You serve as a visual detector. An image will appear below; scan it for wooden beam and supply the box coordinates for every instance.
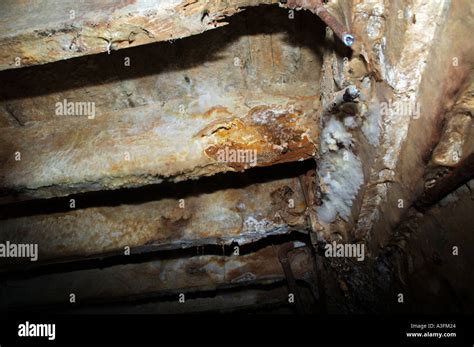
[0,99,318,202]
[2,243,313,309]
[0,172,309,268]
[0,0,279,71]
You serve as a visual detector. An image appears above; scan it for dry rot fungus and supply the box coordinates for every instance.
[201,105,317,170]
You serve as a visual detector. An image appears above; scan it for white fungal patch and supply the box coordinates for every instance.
[343,116,358,129]
[321,116,353,151]
[317,116,364,223]
[251,107,288,125]
[242,216,273,232]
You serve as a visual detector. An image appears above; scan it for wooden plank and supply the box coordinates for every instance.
[0,172,309,267]
[0,97,318,202]
[2,243,314,309]
[0,0,279,71]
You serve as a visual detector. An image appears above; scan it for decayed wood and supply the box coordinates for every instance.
[2,243,313,309]
[431,81,474,168]
[353,0,474,247]
[415,81,474,209]
[0,0,281,71]
[0,173,309,268]
[0,97,318,202]
[0,5,322,205]
[0,4,324,126]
